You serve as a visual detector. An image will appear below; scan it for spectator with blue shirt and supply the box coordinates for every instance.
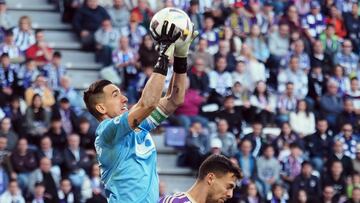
[302,1,326,43]
[200,16,220,55]
[0,53,19,107]
[335,123,359,159]
[334,39,359,77]
[42,51,66,91]
[17,59,40,90]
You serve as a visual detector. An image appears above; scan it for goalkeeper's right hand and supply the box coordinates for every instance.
[150,20,181,76]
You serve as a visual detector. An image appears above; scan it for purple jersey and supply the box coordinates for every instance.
[159,192,194,203]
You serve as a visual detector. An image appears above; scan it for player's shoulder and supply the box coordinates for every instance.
[160,192,192,203]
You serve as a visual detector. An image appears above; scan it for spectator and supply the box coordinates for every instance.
[210,119,237,157]
[0,53,19,107]
[334,39,359,77]
[344,3,360,53]
[25,75,55,108]
[24,94,51,139]
[45,117,67,150]
[273,122,304,155]
[30,182,53,203]
[345,78,360,110]
[310,40,334,76]
[267,183,288,203]
[112,36,138,103]
[174,77,207,130]
[276,82,298,124]
[214,40,236,72]
[0,136,12,194]
[63,133,91,190]
[354,145,360,174]
[200,16,220,55]
[268,23,290,69]
[36,136,63,167]
[208,56,232,104]
[244,121,266,157]
[52,97,78,136]
[279,5,302,35]
[326,140,353,177]
[332,65,351,96]
[184,122,209,169]
[138,34,158,69]
[119,12,146,51]
[216,95,243,136]
[17,59,40,90]
[187,0,202,31]
[237,181,264,203]
[249,81,276,126]
[106,0,130,31]
[61,0,83,22]
[83,163,106,203]
[257,144,281,197]
[325,5,347,39]
[10,138,38,192]
[130,0,153,29]
[225,1,253,37]
[280,143,303,186]
[322,160,347,200]
[289,100,316,137]
[28,157,60,201]
[346,187,360,203]
[294,189,310,203]
[305,118,334,172]
[320,79,344,127]
[12,16,35,51]
[320,185,337,203]
[278,55,308,99]
[42,51,66,91]
[337,99,360,133]
[291,161,321,202]
[240,44,266,88]
[189,38,214,71]
[286,40,311,73]
[319,24,340,57]
[302,0,326,42]
[0,117,17,151]
[0,180,25,203]
[0,0,11,30]
[58,178,80,203]
[57,76,84,110]
[347,173,360,198]
[335,123,359,159]
[232,60,252,91]
[245,24,269,63]
[0,29,24,64]
[3,96,25,135]
[72,0,110,51]
[25,29,53,67]
[188,57,210,97]
[233,139,257,180]
[95,18,120,66]
[77,117,95,155]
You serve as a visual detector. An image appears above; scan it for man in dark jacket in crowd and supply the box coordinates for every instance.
[72,0,110,51]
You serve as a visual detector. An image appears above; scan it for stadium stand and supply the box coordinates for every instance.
[2,0,360,203]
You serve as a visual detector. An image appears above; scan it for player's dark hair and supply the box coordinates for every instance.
[198,154,242,180]
[83,80,112,119]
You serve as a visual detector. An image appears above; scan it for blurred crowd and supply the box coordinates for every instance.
[1,0,360,202]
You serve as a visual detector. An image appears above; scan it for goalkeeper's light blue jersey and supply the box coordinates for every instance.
[95,111,159,203]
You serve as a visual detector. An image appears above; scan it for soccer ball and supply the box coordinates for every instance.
[150,7,193,46]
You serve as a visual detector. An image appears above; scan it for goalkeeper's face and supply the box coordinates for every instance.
[101,84,128,118]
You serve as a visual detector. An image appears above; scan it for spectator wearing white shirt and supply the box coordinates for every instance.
[12,16,35,52]
[241,44,266,89]
[95,18,120,66]
[208,56,232,105]
[0,180,25,203]
[232,60,252,91]
[289,99,316,137]
[278,55,308,99]
[0,30,24,64]
[345,77,360,110]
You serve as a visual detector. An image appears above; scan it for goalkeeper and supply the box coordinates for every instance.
[83,21,197,202]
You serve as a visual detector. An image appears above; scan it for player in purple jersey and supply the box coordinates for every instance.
[160,154,242,203]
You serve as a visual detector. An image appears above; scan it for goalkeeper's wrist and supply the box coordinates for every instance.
[173,57,187,74]
[153,55,169,76]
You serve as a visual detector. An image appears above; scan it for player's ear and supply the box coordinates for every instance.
[206,173,216,186]
[95,103,106,115]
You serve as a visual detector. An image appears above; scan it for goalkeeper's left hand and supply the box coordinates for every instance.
[174,25,199,58]
[173,25,198,74]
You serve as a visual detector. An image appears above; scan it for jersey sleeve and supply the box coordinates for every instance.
[99,111,133,144]
[139,107,168,132]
